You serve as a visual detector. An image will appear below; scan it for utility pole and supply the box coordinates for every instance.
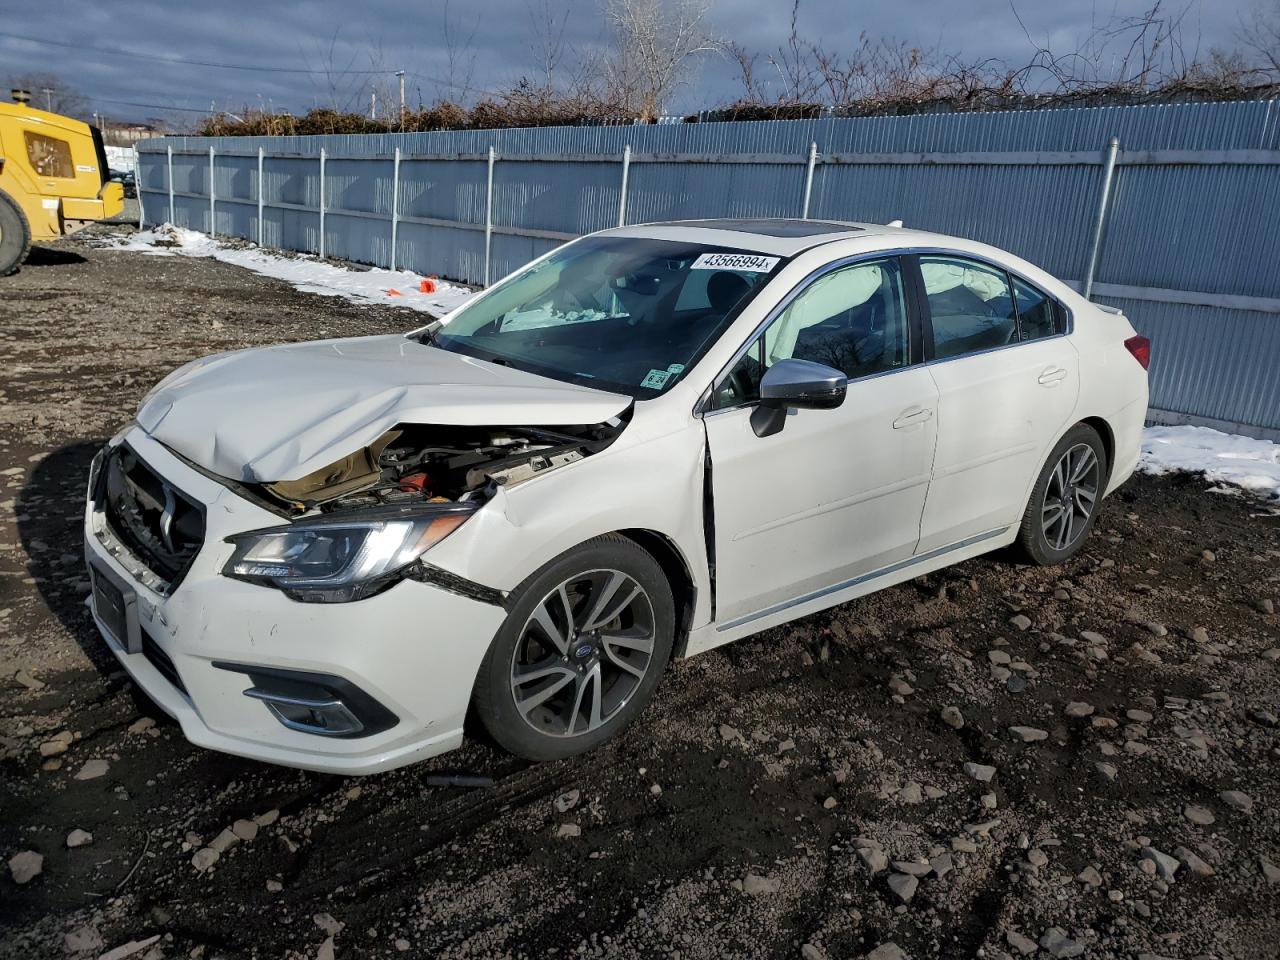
[394,69,404,129]
[41,87,53,111]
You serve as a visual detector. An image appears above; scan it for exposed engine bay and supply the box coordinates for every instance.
[251,417,628,516]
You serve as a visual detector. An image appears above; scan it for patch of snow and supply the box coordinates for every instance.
[97,224,475,318]
[1140,425,1280,500]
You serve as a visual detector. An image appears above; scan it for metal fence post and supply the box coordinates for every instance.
[318,148,326,259]
[167,145,174,225]
[618,144,631,227]
[801,141,818,219]
[1083,137,1120,300]
[390,146,401,270]
[208,146,216,236]
[133,145,145,226]
[256,146,265,247]
[484,146,495,287]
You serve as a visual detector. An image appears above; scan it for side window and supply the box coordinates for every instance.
[1012,277,1061,341]
[712,258,908,408]
[920,256,1017,360]
[25,132,74,178]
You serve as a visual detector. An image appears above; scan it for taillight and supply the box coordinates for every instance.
[1124,335,1151,370]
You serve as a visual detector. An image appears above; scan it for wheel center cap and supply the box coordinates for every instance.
[574,642,595,659]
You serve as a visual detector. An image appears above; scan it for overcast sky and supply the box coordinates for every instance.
[2,0,1261,126]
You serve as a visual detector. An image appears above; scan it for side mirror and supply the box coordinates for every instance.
[750,359,847,437]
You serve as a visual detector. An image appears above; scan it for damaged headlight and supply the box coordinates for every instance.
[222,504,475,602]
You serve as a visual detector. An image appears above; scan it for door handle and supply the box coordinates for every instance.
[1038,366,1068,385]
[892,407,933,429]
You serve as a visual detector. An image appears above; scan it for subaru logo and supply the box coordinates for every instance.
[574,643,594,659]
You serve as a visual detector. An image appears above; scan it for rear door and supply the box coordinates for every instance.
[702,255,939,625]
[913,254,1079,553]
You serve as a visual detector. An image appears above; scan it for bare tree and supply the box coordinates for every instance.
[603,0,719,120]
[1240,0,1280,76]
[441,0,481,103]
[8,72,88,117]
[299,28,367,112]
[1011,0,1202,92]
[726,1,1007,114]
[525,0,572,95]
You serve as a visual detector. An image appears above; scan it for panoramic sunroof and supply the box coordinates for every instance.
[666,219,864,238]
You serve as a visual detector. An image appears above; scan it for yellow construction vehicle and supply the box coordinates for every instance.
[0,88,125,275]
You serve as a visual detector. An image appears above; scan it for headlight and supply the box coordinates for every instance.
[223,504,474,603]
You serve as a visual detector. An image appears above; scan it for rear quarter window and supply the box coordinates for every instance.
[1012,277,1065,341]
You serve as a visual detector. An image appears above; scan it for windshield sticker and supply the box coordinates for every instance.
[690,252,780,273]
[666,363,685,374]
[640,368,673,389]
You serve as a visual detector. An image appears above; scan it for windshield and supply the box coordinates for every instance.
[432,236,783,397]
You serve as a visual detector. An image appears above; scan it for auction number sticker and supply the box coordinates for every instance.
[690,252,780,273]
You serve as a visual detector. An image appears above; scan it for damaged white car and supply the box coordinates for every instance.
[84,218,1150,773]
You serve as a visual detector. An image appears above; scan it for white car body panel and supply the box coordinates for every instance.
[85,219,1149,773]
[704,366,939,624]
[918,336,1080,553]
[84,431,507,775]
[137,334,631,483]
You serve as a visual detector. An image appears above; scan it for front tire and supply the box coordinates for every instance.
[1014,423,1108,565]
[472,535,674,761]
[0,190,33,277]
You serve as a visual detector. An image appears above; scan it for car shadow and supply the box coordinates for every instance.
[22,246,89,267]
[16,440,120,679]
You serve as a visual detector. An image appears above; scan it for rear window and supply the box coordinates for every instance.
[25,132,74,178]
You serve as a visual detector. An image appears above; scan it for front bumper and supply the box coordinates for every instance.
[84,430,507,775]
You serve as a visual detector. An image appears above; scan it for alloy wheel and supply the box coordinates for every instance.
[509,569,656,737]
[1041,442,1100,551]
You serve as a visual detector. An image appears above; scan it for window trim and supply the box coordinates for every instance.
[696,246,1074,417]
[911,249,1073,365]
[1008,271,1064,343]
[697,252,916,416]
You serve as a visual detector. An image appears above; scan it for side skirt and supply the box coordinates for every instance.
[682,525,1016,656]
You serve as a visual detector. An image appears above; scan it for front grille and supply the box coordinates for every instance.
[141,627,187,694]
[99,444,204,590]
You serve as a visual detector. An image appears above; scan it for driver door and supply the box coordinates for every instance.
[701,256,939,626]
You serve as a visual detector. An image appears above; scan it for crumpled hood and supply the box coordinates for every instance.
[137,335,631,483]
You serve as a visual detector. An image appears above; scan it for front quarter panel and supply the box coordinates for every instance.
[424,411,712,631]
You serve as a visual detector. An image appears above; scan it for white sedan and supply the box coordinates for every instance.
[84,218,1150,773]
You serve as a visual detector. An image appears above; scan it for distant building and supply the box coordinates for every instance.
[99,121,165,146]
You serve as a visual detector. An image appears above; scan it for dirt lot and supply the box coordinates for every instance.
[2,230,1278,960]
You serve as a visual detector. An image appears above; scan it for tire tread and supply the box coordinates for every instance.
[0,190,32,278]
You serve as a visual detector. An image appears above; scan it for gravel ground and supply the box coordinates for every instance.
[2,229,1279,960]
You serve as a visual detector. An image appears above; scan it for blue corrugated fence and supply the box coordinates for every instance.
[136,101,1280,436]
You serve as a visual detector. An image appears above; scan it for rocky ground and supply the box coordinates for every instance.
[1,229,1278,960]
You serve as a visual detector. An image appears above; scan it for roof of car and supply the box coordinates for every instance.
[603,217,905,256]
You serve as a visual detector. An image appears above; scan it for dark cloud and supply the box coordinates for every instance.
[3,0,1255,125]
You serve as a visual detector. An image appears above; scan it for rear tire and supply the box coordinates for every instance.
[1014,423,1108,565]
[0,190,32,277]
[472,534,674,761]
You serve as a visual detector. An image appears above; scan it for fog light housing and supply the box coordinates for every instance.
[212,661,398,739]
